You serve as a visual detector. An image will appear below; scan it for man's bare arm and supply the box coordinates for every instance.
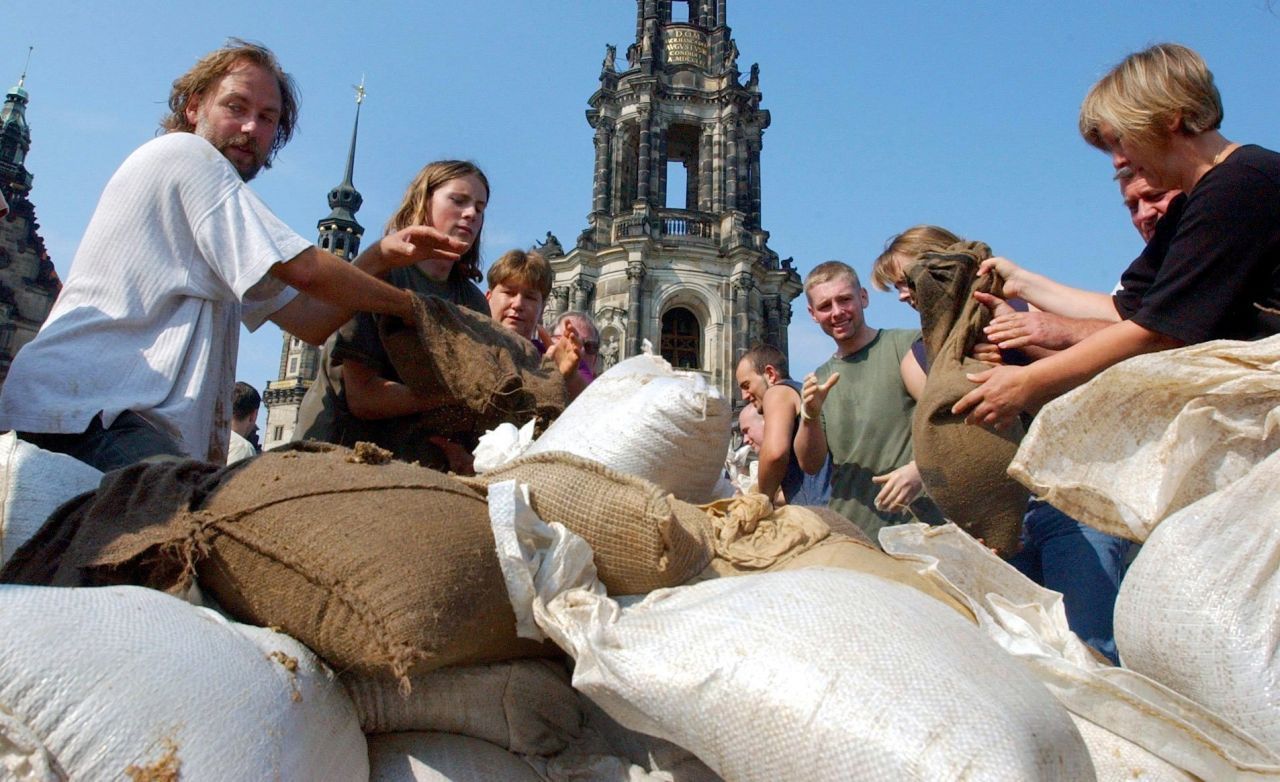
[268,226,467,344]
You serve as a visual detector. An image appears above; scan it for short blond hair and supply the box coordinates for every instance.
[486,249,552,300]
[1079,43,1222,152]
[870,225,964,292]
[804,261,860,295]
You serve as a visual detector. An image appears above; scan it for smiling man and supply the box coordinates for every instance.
[0,40,467,469]
[794,261,941,538]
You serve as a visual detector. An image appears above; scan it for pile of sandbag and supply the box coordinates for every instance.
[881,522,1280,780]
[489,480,1095,781]
[1005,335,1280,770]
[519,348,732,503]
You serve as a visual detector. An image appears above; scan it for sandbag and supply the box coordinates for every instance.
[1009,335,1280,542]
[0,443,555,683]
[464,452,712,594]
[1115,447,1280,753]
[880,522,1280,780]
[368,733,543,782]
[378,293,568,440]
[907,243,1029,555]
[523,351,731,502]
[343,659,581,755]
[194,443,556,681]
[694,494,973,620]
[1070,715,1195,782]
[0,584,366,781]
[0,432,102,568]
[490,483,1093,781]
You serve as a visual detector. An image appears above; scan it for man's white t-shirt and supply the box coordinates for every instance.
[0,133,313,462]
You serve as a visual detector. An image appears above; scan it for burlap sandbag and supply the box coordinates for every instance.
[907,243,1028,555]
[2,443,557,683]
[194,442,556,681]
[343,659,582,756]
[461,452,712,594]
[379,293,568,439]
[694,494,973,620]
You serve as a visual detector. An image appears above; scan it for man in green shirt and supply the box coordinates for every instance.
[794,261,941,540]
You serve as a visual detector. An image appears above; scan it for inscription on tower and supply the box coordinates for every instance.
[664,26,708,68]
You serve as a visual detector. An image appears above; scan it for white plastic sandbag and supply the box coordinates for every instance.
[880,522,1280,780]
[524,347,731,503]
[1115,447,1280,754]
[1008,336,1280,542]
[488,480,1093,781]
[368,732,543,782]
[0,432,103,567]
[0,584,366,781]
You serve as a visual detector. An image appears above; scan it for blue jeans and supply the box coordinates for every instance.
[1008,500,1132,664]
[19,410,185,472]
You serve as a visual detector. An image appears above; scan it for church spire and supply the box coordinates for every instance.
[1,47,35,197]
[316,78,365,260]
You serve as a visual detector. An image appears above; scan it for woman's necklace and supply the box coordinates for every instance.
[1212,142,1240,166]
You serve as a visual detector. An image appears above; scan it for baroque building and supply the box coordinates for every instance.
[0,66,60,386]
[545,0,801,398]
[261,85,365,449]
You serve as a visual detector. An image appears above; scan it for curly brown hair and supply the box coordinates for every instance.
[385,160,490,283]
[160,39,299,171]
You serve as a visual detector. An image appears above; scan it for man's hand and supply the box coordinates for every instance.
[975,257,1029,300]
[971,342,1004,364]
[872,461,924,513]
[377,226,468,272]
[800,372,839,421]
[951,364,1034,430]
[984,309,1081,351]
[540,322,582,378]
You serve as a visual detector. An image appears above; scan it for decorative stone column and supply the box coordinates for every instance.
[731,272,754,360]
[551,285,571,319]
[698,124,713,212]
[572,279,595,312]
[592,121,613,214]
[637,108,652,206]
[778,297,793,357]
[763,294,781,348]
[724,115,738,212]
[626,261,646,357]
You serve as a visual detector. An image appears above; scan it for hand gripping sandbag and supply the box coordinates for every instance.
[1009,335,1280,542]
[907,244,1029,555]
[0,432,102,568]
[488,480,1093,781]
[880,522,1280,780]
[1115,448,1280,754]
[523,350,731,503]
[0,584,366,781]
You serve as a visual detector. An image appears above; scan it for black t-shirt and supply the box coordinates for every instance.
[1113,144,1280,343]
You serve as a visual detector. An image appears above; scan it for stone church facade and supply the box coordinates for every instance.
[0,72,60,387]
[543,0,801,399]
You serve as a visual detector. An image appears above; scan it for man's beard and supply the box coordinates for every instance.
[195,120,266,182]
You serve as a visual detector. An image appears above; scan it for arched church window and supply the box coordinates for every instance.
[660,306,701,369]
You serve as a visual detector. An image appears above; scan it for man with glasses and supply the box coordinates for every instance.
[552,311,602,394]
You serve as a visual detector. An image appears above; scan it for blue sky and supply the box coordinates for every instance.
[7,1,1280,419]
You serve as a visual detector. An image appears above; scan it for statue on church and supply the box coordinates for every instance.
[602,44,616,73]
[724,40,740,72]
[747,63,760,90]
[626,42,639,68]
[535,231,565,258]
[600,333,621,371]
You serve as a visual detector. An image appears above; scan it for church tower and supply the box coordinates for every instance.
[0,54,60,386]
[261,83,366,449]
[545,0,801,398]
